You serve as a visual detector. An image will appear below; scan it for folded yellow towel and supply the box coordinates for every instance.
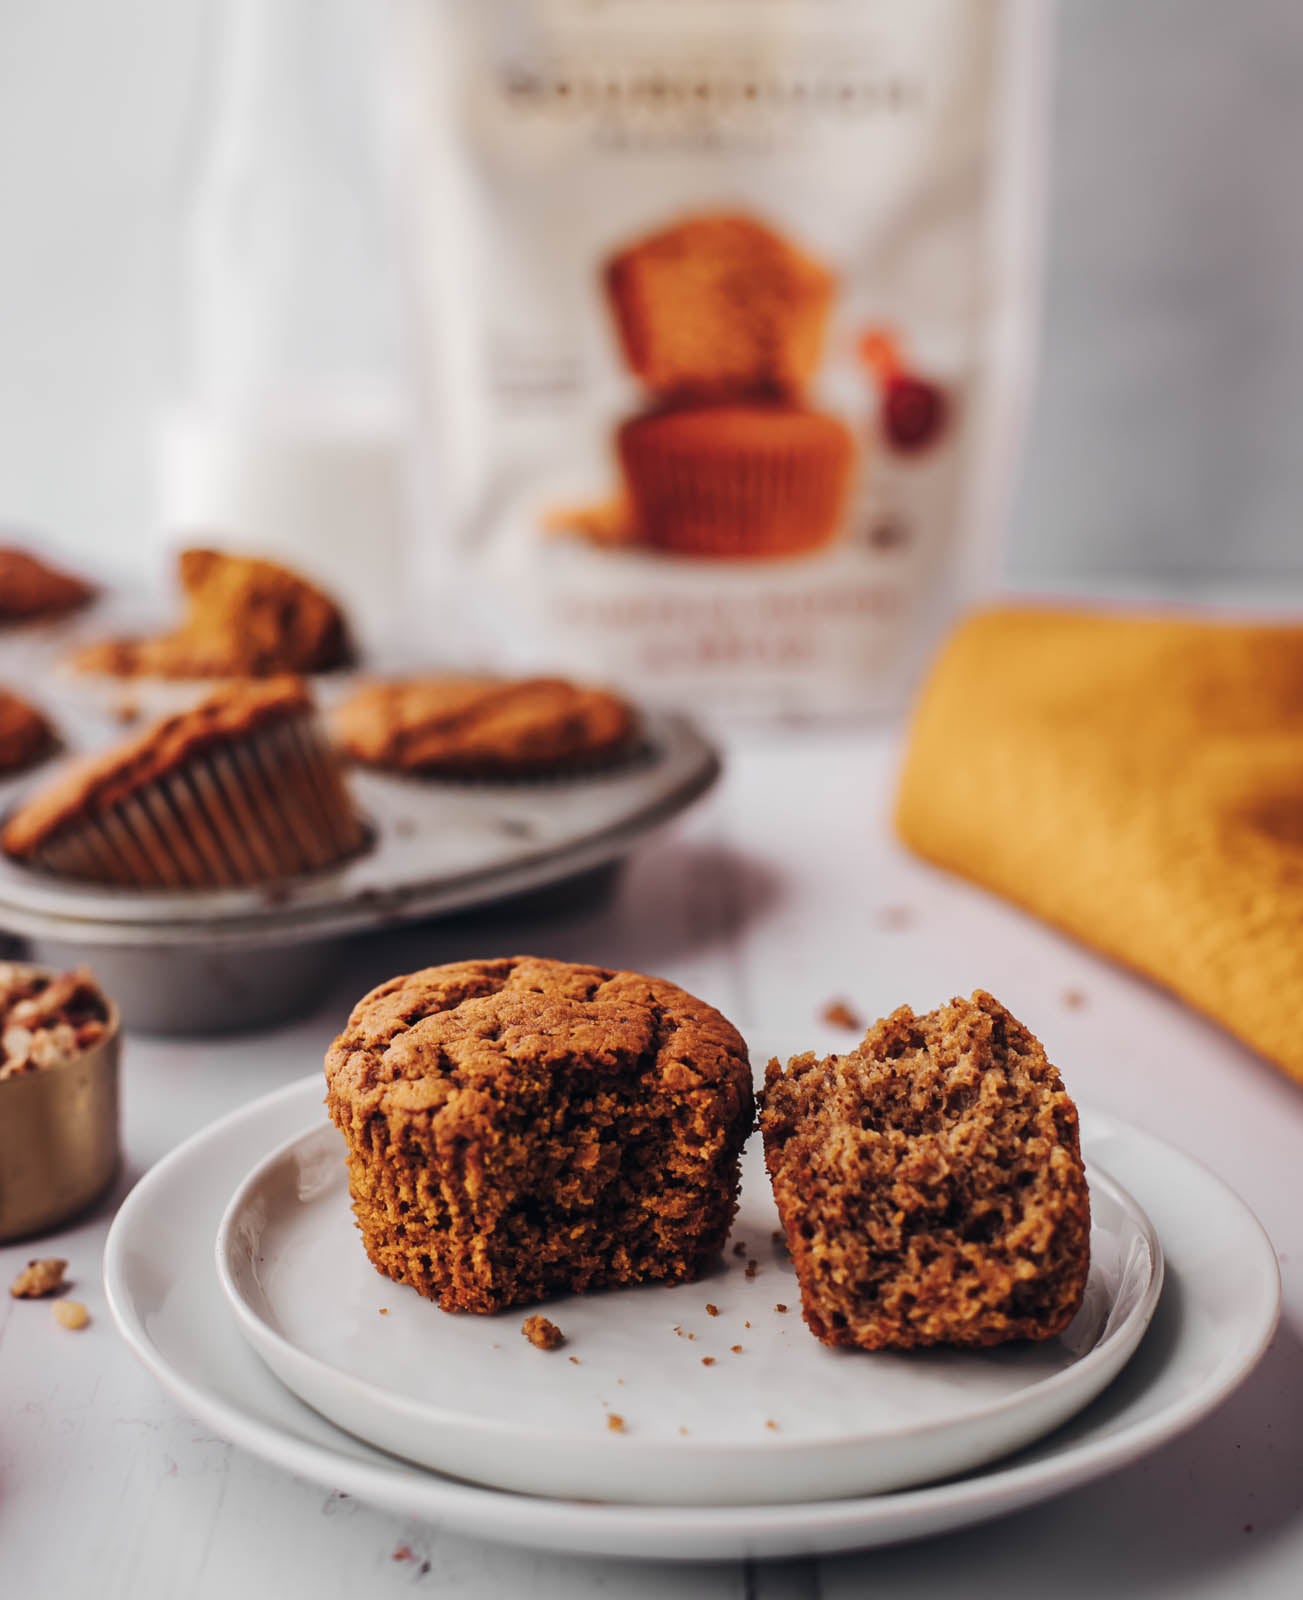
[896,604,1303,1086]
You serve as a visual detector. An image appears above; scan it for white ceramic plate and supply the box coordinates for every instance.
[104,1074,1279,1562]
[215,1120,1160,1505]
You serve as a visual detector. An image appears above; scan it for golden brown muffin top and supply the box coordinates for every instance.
[0,689,53,775]
[2,677,311,858]
[605,211,834,400]
[0,548,96,623]
[619,402,852,451]
[326,956,751,1122]
[69,547,350,679]
[333,676,637,777]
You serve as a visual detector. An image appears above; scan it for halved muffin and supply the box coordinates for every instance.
[761,992,1090,1350]
[325,957,754,1314]
[2,678,365,888]
[332,676,637,779]
[69,547,350,678]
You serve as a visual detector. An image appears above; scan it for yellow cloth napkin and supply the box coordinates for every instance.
[896,604,1303,1086]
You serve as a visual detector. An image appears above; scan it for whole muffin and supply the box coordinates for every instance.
[2,678,365,888]
[605,211,834,400]
[333,676,637,779]
[325,957,754,1314]
[761,991,1091,1351]
[0,690,54,775]
[0,547,96,624]
[69,547,350,678]
[617,403,854,559]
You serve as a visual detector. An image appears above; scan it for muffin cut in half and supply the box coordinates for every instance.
[761,991,1090,1350]
[325,957,754,1314]
[2,678,366,888]
[333,676,638,779]
[69,547,351,678]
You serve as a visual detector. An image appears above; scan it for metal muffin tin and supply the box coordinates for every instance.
[0,713,720,1033]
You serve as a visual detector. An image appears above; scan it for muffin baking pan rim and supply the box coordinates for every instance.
[0,712,719,944]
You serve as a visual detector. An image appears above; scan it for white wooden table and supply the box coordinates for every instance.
[2,727,1300,1598]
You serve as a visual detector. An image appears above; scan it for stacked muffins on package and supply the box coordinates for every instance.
[605,213,854,558]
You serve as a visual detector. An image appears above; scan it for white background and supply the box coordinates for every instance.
[2,0,1303,595]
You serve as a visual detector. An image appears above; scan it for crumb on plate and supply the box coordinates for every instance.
[521,1314,565,1351]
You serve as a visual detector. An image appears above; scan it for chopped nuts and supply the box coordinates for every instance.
[10,1257,68,1298]
[0,965,110,1081]
[52,1300,89,1330]
[521,1314,564,1350]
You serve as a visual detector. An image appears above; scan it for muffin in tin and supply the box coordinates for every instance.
[69,547,351,679]
[0,689,54,776]
[0,546,97,625]
[2,678,366,888]
[333,675,638,780]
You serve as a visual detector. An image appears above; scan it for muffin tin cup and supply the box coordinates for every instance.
[31,716,367,890]
[0,969,120,1242]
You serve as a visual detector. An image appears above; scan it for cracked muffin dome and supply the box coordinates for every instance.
[761,991,1090,1351]
[325,957,754,1315]
[332,675,637,779]
[2,678,366,888]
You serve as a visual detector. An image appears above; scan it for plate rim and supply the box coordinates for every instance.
[103,1073,1281,1551]
[212,1114,1164,1462]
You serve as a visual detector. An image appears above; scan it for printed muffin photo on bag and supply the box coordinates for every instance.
[545,209,856,564]
[392,0,1047,716]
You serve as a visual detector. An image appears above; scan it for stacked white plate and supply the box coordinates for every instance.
[104,1050,1280,1562]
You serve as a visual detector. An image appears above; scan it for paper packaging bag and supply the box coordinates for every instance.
[388,0,1049,718]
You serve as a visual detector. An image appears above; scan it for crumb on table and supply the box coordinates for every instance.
[1062,989,1088,1010]
[701,1356,716,1367]
[730,1344,743,1354]
[568,1355,580,1365]
[521,1314,565,1351]
[705,1303,719,1317]
[820,998,864,1031]
[9,1257,67,1298]
[52,1300,88,1330]
[732,1241,747,1258]
[765,1419,779,1432]
[606,1413,625,1433]
[745,1259,759,1279]
[774,1303,788,1313]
